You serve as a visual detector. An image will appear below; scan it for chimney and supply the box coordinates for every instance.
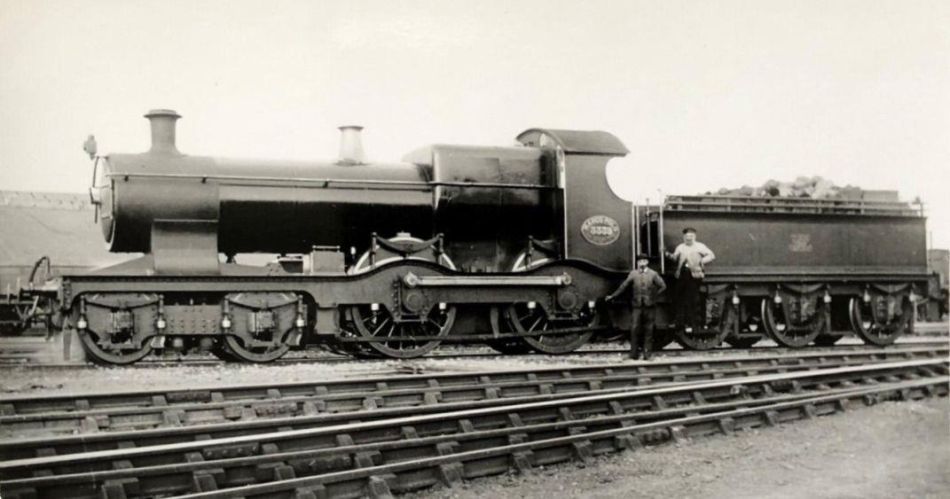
[144,109,182,154]
[337,125,365,165]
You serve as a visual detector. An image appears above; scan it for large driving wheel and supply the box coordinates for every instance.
[505,302,597,354]
[346,235,458,359]
[350,304,456,358]
[487,305,533,355]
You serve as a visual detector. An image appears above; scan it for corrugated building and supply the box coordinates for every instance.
[0,191,133,294]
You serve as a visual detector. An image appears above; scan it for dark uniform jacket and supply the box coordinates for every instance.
[617,268,667,307]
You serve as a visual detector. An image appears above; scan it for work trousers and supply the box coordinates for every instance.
[630,305,655,358]
[677,272,702,329]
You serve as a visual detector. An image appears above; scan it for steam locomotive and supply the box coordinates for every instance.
[34,110,928,364]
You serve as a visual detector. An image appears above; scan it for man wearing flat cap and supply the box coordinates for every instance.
[667,227,715,332]
[606,253,666,360]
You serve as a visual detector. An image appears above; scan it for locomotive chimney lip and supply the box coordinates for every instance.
[337,125,365,165]
[144,109,182,155]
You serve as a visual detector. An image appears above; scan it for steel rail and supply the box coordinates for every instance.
[3,343,943,413]
[175,378,949,499]
[0,384,911,499]
[0,332,944,368]
[0,358,943,476]
[1,346,944,438]
[0,362,944,498]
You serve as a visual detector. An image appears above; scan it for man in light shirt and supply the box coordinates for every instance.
[606,254,667,360]
[666,228,715,332]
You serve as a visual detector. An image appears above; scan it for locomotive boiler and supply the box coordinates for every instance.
[94,110,626,274]
[32,109,929,365]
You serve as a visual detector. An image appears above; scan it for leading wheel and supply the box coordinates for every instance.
[210,345,240,362]
[221,333,291,363]
[505,302,596,354]
[78,329,152,365]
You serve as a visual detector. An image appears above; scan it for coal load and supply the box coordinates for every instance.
[708,176,897,201]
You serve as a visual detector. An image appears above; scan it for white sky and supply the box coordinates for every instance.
[1,0,948,247]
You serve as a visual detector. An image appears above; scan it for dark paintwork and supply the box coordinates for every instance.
[660,199,928,280]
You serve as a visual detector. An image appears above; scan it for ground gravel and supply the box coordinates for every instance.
[404,398,950,499]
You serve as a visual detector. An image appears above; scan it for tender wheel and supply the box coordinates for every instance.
[761,296,825,348]
[505,302,596,354]
[849,294,911,346]
[672,295,733,350]
[78,329,153,365]
[672,326,729,350]
[350,304,456,358]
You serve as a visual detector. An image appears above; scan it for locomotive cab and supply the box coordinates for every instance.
[516,129,632,271]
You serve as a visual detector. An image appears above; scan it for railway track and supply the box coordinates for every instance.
[0,345,945,438]
[0,326,946,368]
[0,358,945,498]
[176,376,945,499]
